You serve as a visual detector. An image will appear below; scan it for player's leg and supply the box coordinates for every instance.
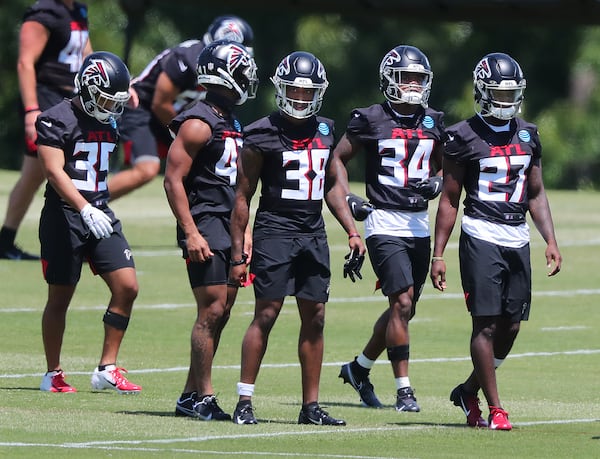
[240,297,284,389]
[296,297,325,405]
[42,284,77,372]
[39,203,81,392]
[0,155,45,259]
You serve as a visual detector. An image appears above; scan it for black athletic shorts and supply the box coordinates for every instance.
[185,249,232,289]
[250,234,330,302]
[366,234,430,298]
[118,106,168,166]
[39,203,135,285]
[459,231,531,322]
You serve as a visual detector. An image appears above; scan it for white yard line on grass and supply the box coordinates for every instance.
[2,348,599,379]
[0,419,597,456]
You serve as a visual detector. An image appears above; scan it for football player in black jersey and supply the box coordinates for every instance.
[1,0,93,260]
[329,45,446,413]
[229,51,362,426]
[430,52,562,430]
[37,51,142,395]
[164,40,258,421]
[108,15,254,200]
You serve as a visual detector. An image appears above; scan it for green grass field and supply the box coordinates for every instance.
[0,169,598,458]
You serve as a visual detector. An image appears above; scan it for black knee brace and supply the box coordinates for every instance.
[387,345,410,362]
[103,309,130,331]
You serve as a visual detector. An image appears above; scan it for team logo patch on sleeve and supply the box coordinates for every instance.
[318,122,330,135]
[518,129,531,142]
[423,115,434,129]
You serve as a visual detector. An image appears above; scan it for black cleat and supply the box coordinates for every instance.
[194,395,231,421]
[175,393,231,421]
[339,359,383,408]
[298,403,346,426]
[0,244,39,260]
[175,391,198,417]
[395,386,420,412]
[233,400,258,425]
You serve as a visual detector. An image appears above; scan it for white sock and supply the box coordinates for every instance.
[356,353,376,370]
[237,382,255,397]
[395,377,411,390]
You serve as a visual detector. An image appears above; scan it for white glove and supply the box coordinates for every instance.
[80,203,113,239]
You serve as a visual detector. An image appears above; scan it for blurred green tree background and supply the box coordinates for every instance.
[1,0,598,189]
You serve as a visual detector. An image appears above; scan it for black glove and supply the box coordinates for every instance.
[343,249,365,282]
[346,193,374,221]
[410,176,443,200]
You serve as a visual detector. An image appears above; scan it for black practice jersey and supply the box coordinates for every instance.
[170,100,243,217]
[445,115,542,226]
[245,112,335,236]
[347,102,446,212]
[25,0,89,90]
[132,40,205,112]
[36,99,118,207]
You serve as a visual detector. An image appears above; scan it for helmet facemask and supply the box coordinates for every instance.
[475,80,526,120]
[271,76,328,119]
[76,82,130,123]
[381,67,432,107]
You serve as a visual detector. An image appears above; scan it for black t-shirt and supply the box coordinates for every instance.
[347,102,447,212]
[445,115,542,225]
[36,99,119,207]
[244,112,335,237]
[132,39,206,112]
[25,0,89,90]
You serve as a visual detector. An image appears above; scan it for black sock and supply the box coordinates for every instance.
[302,401,319,412]
[98,363,115,371]
[0,226,17,250]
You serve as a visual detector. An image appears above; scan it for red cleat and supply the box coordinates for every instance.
[40,370,77,393]
[488,406,512,431]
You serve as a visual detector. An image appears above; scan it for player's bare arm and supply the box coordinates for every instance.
[229,145,262,286]
[527,162,562,276]
[152,72,180,126]
[37,144,89,212]
[430,157,463,291]
[164,118,213,262]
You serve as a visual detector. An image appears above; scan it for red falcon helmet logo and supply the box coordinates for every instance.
[81,59,110,87]
[475,58,492,79]
[214,20,244,43]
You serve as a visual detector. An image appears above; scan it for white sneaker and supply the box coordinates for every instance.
[91,365,141,394]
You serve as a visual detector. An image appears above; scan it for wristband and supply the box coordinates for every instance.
[431,256,444,262]
[348,233,361,239]
[230,253,248,266]
[24,106,40,114]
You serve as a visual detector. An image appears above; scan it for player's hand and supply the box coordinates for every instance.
[343,249,365,282]
[346,193,374,221]
[80,204,113,239]
[430,259,447,291]
[410,176,443,200]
